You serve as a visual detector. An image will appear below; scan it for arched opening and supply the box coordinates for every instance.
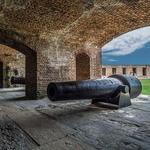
[76,53,90,80]
[101,26,150,80]
[101,26,150,95]
[0,30,37,99]
[0,46,25,90]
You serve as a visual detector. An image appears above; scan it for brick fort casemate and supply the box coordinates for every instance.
[0,0,149,98]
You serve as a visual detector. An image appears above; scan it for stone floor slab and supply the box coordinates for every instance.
[0,91,150,150]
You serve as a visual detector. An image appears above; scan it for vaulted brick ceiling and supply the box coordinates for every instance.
[0,0,88,33]
[0,0,149,47]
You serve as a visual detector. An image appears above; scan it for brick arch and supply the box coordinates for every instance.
[76,52,90,80]
[100,25,150,49]
[100,25,150,75]
[0,29,37,99]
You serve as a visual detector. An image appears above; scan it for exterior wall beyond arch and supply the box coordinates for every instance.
[102,65,150,79]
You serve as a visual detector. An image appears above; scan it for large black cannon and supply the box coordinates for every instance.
[11,76,25,85]
[47,74,142,108]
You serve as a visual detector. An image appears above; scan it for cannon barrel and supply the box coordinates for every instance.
[11,76,25,85]
[47,75,142,101]
[47,75,142,108]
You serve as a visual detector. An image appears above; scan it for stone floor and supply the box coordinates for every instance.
[0,89,150,150]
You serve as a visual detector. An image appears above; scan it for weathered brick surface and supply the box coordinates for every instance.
[0,0,149,97]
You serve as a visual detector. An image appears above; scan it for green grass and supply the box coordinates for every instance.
[140,79,150,95]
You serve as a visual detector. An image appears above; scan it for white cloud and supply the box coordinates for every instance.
[108,59,118,62]
[102,26,150,56]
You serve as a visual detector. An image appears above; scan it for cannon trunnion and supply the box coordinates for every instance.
[47,75,142,108]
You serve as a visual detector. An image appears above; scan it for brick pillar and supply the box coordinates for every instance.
[25,53,37,99]
[0,62,3,88]
[90,50,101,79]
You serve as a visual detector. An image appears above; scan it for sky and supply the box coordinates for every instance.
[102,26,150,65]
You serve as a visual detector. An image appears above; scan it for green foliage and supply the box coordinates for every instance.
[140,79,150,95]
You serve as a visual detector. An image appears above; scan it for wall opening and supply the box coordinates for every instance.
[76,53,90,80]
[143,67,147,76]
[123,68,126,74]
[0,47,26,90]
[112,68,116,75]
[0,30,37,99]
[101,26,150,79]
[0,62,3,88]
[102,68,106,76]
[132,67,137,76]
